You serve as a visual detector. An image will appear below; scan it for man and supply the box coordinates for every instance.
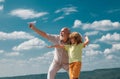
[29,23,70,79]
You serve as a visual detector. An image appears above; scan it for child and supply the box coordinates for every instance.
[47,32,89,79]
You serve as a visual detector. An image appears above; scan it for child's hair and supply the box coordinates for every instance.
[69,32,83,45]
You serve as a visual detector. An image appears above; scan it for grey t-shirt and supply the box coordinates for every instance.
[47,34,69,64]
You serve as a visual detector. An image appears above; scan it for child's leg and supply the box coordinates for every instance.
[69,63,74,79]
[69,62,82,79]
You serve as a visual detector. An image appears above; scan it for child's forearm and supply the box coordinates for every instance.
[47,44,64,48]
[85,36,89,42]
[54,45,64,48]
[84,36,89,46]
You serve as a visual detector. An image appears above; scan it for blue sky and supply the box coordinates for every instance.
[0,0,120,77]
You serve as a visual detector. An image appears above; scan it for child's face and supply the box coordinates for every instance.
[70,38,76,44]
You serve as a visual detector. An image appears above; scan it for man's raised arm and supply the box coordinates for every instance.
[29,23,49,39]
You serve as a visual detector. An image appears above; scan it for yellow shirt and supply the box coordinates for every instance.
[65,43,84,63]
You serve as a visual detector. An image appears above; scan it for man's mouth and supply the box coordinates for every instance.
[61,34,64,37]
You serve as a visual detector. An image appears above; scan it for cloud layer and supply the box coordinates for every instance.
[13,38,47,51]
[0,31,34,40]
[73,20,120,31]
[54,6,78,21]
[10,9,48,19]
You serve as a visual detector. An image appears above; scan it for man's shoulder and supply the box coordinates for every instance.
[47,34,60,41]
[48,34,59,36]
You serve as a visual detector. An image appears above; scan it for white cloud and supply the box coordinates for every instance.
[10,9,48,19]
[84,49,102,57]
[98,32,120,44]
[0,50,54,77]
[29,50,54,64]
[72,20,120,31]
[5,52,20,57]
[83,44,101,57]
[0,0,4,2]
[0,50,4,54]
[106,55,114,60]
[0,31,34,40]
[27,20,37,24]
[0,59,30,77]
[0,0,4,11]
[13,38,47,51]
[72,20,82,28]
[0,5,3,11]
[107,9,120,13]
[53,16,64,22]
[83,20,120,31]
[55,6,78,15]
[85,44,100,50]
[84,31,99,36]
[54,6,78,21]
[103,43,120,60]
[104,43,120,55]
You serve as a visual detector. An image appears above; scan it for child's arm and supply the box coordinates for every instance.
[47,44,65,48]
[83,36,89,47]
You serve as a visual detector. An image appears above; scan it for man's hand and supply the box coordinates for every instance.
[28,23,49,39]
[29,23,35,30]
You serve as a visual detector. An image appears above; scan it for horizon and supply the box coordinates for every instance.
[0,67,119,78]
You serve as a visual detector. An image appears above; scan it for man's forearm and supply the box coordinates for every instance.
[32,27,48,39]
[29,23,49,39]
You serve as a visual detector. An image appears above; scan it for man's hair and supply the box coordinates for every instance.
[69,32,83,45]
[62,27,71,34]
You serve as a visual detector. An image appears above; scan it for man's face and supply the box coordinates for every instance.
[60,28,70,42]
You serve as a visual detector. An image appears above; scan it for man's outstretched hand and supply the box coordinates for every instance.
[29,23,35,30]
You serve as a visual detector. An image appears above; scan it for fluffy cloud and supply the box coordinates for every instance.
[53,16,64,22]
[0,0,4,11]
[72,20,120,31]
[10,9,48,19]
[0,5,3,11]
[104,44,120,55]
[0,50,4,54]
[5,52,20,57]
[107,9,120,13]
[55,6,78,15]
[85,31,99,36]
[0,59,30,77]
[0,50,54,77]
[85,44,100,50]
[54,6,78,21]
[83,44,101,57]
[98,32,120,44]
[72,20,82,28]
[0,31,34,40]
[0,0,5,2]
[84,49,102,57]
[29,50,54,64]
[13,38,47,51]
[106,55,114,60]
[104,43,120,60]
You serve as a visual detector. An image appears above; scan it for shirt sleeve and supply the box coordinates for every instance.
[64,45,70,52]
[47,34,59,43]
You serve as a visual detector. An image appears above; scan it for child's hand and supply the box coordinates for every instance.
[84,35,88,40]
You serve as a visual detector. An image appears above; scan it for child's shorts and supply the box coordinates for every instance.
[69,61,82,79]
